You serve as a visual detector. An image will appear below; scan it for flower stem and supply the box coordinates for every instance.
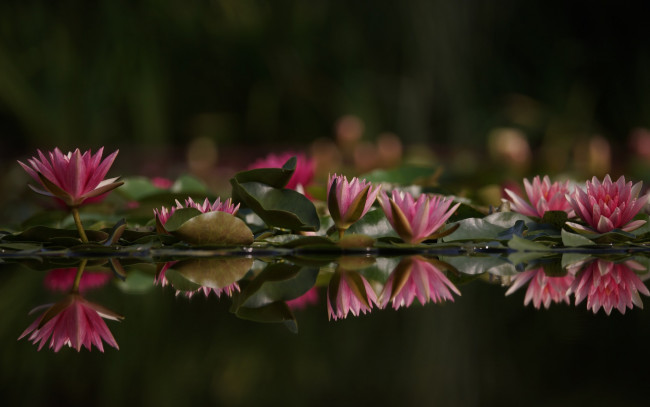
[71,207,88,243]
[71,259,88,294]
[338,228,345,240]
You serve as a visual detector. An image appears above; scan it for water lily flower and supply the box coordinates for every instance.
[18,147,122,208]
[379,256,460,310]
[567,259,650,315]
[327,174,381,236]
[504,175,575,218]
[378,190,460,244]
[19,293,123,352]
[327,270,378,320]
[44,268,112,293]
[505,267,573,309]
[248,152,315,190]
[566,175,649,233]
[154,196,239,226]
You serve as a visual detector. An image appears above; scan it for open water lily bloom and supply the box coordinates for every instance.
[379,190,460,244]
[567,259,650,315]
[327,174,380,232]
[566,175,649,233]
[505,267,573,309]
[18,147,122,207]
[380,256,460,310]
[19,293,123,352]
[504,175,574,218]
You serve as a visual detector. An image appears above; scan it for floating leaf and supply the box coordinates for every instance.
[161,208,202,233]
[231,181,320,231]
[231,156,296,189]
[171,211,254,245]
[561,229,596,247]
[345,208,397,238]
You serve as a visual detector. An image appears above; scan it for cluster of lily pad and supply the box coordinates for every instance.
[7,147,650,352]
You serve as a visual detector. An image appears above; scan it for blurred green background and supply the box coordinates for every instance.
[2,0,650,180]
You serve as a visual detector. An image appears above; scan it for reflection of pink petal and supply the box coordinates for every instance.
[19,293,122,352]
[505,267,573,309]
[327,271,378,320]
[44,268,112,293]
[180,283,240,299]
[568,259,650,315]
[287,287,319,310]
[380,257,460,310]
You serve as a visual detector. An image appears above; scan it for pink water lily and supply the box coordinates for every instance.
[504,175,574,218]
[566,175,649,233]
[505,267,573,309]
[327,174,381,235]
[18,147,122,207]
[327,270,378,320]
[379,256,460,310]
[378,190,460,244]
[248,152,315,191]
[154,196,239,226]
[19,293,123,352]
[567,259,650,315]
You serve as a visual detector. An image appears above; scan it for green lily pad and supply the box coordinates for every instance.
[170,211,254,245]
[231,156,297,189]
[232,181,320,232]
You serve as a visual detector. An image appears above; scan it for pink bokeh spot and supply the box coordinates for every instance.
[248,152,315,191]
[44,268,112,293]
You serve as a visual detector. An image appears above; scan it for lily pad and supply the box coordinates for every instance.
[170,211,254,245]
[232,181,320,232]
[169,257,254,289]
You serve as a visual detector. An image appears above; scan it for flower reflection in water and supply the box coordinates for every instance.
[327,270,378,320]
[505,267,574,309]
[380,256,460,310]
[155,261,240,299]
[19,292,123,352]
[568,258,650,315]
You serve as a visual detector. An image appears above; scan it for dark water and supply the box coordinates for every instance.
[1,253,649,407]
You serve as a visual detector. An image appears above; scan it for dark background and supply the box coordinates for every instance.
[1,1,650,175]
